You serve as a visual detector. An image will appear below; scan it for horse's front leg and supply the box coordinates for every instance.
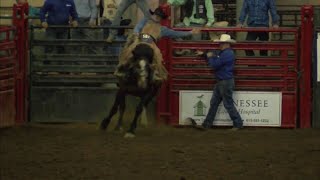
[124,89,158,138]
[100,90,124,130]
[114,95,125,132]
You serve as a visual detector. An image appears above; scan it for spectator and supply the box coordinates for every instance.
[175,0,215,29]
[101,0,132,41]
[190,34,243,130]
[16,0,40,17]
[72,0,97,54]
[238,0,279,56]
[101,0,132,54]
[40,0,78,54]
[105,0,150,43]
[169,0,215,56]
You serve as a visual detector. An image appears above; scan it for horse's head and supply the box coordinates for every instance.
[130,43,154,89]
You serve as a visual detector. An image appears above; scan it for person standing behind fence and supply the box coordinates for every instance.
[72,0,97,54]
[237,0,279,56]
[189,34,243,130]
[40,0,78,54]
[105,0,150,43]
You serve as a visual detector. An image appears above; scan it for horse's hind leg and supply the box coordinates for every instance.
[124,90,157,138]
[114,96,125,131]
[100,90,124,130]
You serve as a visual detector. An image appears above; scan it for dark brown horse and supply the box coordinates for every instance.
[100,43,162,138]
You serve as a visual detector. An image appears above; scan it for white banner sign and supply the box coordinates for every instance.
[317,33,320,82]
[179,91,282,127]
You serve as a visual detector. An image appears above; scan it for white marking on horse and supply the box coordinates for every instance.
[138,59,148,88]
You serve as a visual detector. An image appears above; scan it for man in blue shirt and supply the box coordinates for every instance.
[238,0,279,56]
[191,34,243,130]
[40,0,78,54]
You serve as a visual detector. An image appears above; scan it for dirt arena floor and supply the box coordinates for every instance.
[1,123,320,180]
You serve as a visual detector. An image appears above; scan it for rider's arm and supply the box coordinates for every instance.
[160,26,192,39]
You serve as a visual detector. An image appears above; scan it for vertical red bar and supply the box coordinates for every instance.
[13,3,28,124]
[156,4,171,124]
[299,5,314,128]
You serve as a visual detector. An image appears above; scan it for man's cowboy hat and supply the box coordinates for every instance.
[149,7,168,19]
[214,34,236,43]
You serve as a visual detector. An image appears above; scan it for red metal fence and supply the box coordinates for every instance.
[157,5,314,128]
[0,3,28,127]
[0,27,17,127]
[13,3,29,124]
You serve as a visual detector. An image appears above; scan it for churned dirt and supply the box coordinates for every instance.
[1,123,320,180]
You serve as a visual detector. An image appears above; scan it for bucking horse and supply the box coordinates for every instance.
[100,21,166,138]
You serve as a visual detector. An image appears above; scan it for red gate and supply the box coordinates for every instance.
[0,27,17,127]
[157,5,314,128]
[0,3,28,127]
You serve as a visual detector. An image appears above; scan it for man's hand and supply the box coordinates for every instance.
[206,52,214,58]
[195,50,204,56]
[205,23,212,28]
[191,28,201,35]
[237,23,244,28]
[71,21,78,27]
[41,22,48,29]
[89,19,96,27]
[272,24,279,28]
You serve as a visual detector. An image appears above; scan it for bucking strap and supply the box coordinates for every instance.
[139,33,157,44]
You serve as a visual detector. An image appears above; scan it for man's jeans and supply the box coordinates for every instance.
[245,31,269,56]
[71,18,96,54]
[109,0,149,37]
[202,79,243,128]
[45,27,68,54]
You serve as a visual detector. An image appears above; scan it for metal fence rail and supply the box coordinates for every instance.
[0,26,17,127]
[29,25,132,122]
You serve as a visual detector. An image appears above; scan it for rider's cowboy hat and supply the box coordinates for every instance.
[214,34,236,43]
[149,7,168,19]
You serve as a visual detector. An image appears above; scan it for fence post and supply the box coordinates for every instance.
[12,3,29,124]
[300,5,314,128]
[156,4,171,124]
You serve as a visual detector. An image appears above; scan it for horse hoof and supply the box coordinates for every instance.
[100,122,107,130]
[100,125,106,130]
[124,133,136,138]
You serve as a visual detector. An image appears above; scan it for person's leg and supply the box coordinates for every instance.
[202,82,223,128]
[245,31,258,56]
[44,28,56,65]
[221,79,243,128]
[102,19,112,52]
[82,19,96,54]
[258,32,269,56]
[135,0,150,19]
[102,19,112,39]
[106,0,134,42]
[56,28,68,54]
[71,18,86,53]
[45,28,56,54]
